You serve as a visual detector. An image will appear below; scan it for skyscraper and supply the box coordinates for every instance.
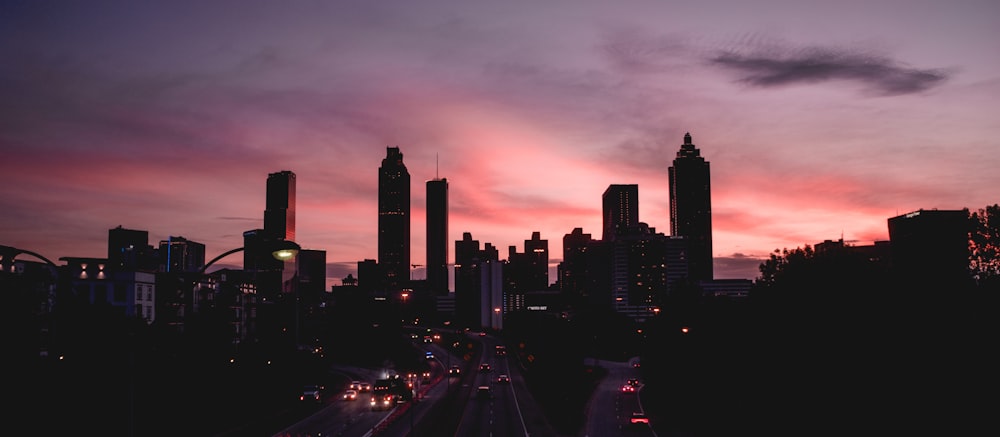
[559,227,594,303]
[668,132,713,282]
[379,147,410,292]
[602,184,639,242]
[247,170,297,299]
[426,176,449,295]
[455,232,502,330]
[264,170,296,241]
[503,231,549,313]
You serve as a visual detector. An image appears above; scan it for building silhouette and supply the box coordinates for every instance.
[378,147,411,292]
[426,176,449,296]
[158,236,205,273]
[357,258,378,295]
[296,249,327,300]
[602,184,639,242]
[482,257,503,331]
[504,232,549,313]
[454,232,500,330]
[888,209,973,291]
[558,227,594,307]
[559,185,688,321]
[243,171,298,300]
[610,222,673,320]
[108,225,155,272]
[669,132,713,282]
[295,248,327,344]
[264,170,296,241]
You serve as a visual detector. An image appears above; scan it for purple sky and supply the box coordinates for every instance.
[3,0,998,289]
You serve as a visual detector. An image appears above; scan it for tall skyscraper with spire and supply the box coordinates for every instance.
[379,147,411,292]
[426,174,449,296]
[668,132,713,282]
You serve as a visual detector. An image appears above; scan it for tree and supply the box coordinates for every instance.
[969,203,1000,285]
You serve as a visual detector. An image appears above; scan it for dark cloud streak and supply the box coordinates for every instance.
[710,45,949,96]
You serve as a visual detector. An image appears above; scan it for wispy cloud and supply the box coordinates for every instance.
[599,30,951,96]
[709,43,950,96]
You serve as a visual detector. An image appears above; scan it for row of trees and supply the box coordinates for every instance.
[636,204,998,436]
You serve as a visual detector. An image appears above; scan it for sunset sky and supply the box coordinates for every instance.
[3,1,998,289]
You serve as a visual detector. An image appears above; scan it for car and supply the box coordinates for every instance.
[425,351,435,359]
[632,360,641,368]
[496,374,510,384]
[626,378,640,387]
[479,331,487,337]
[300,384,322,403]
[370,394,395,411]
[422,371,431,382]
[349,381,363,391]
[476,385,492,399]
[343,389,358,400]
[359,382,372,392]
[621,384,636,393]
[629,412,649,425]
[479,363,491,373]
[448,365,461,376]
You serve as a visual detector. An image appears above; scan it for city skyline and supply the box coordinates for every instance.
[2,1,998,290]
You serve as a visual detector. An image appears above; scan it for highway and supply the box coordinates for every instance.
[453,334,531,437]
[269,329,638,437]
[580,357,656,437]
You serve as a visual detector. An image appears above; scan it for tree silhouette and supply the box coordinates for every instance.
[970,203,1000,285]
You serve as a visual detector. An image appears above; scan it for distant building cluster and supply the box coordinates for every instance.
[1,133,976,360]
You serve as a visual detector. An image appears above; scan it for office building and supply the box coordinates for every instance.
[426,177,449,296]
[379,147,410,292]
[264,170,296,241]
[603,184,639,242]
[668,132,713,282]
[611,222,670,321]
[558,227,595,306]
[357,259,378,294]
[455,232,499,330]
[504,232,549,312]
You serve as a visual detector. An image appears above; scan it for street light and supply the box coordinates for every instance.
[201,239,301,273]
[197,238,302,352]
[271,241,300,261]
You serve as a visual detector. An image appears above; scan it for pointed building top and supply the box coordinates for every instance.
[676,131,703,159]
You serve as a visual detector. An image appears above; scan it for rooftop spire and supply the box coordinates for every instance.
[684,132,692,145]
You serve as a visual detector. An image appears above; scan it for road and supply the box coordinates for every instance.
[581,358,657,437]
[453,333,532,437]
[269,330,564,437]
[270,364,397,437]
